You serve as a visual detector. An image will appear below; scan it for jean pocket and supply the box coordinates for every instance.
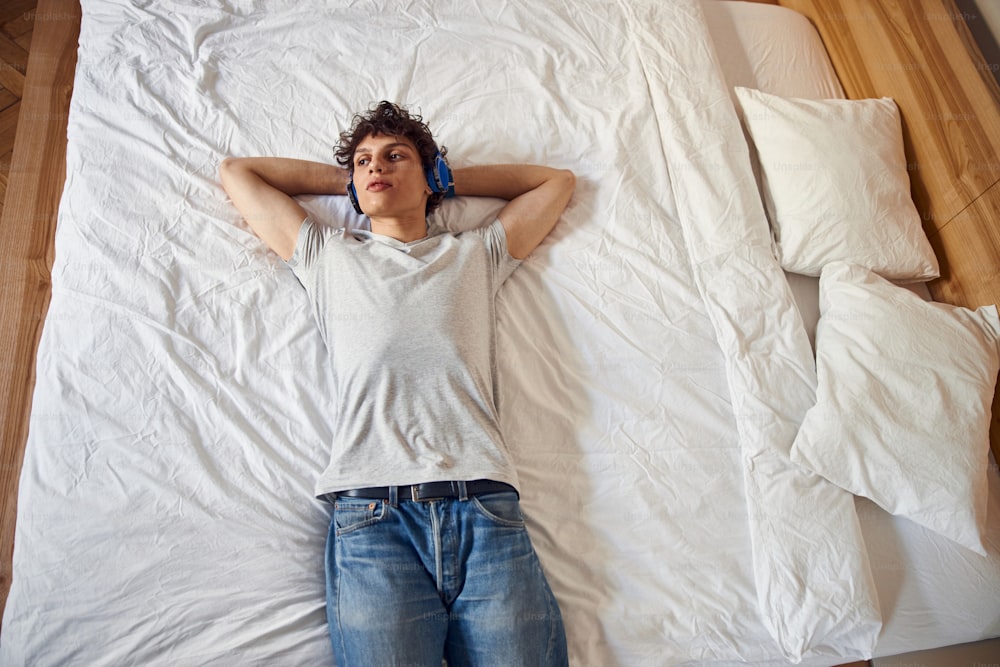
[333,499,387,535]
[471,492,525,528]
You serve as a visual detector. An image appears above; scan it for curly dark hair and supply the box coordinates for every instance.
[335,101,448,216]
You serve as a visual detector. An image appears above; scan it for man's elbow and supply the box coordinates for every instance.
[219,157,235,185]
[219,157,253,197]
[554,168,576,208]
[219,157,242,182]
[557,168,576,193]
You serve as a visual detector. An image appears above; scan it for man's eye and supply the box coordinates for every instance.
[357,158,368,166]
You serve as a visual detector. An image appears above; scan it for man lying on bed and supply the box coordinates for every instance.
[219,100,575,666]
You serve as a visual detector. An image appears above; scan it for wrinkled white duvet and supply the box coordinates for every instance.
[2,0,951,664]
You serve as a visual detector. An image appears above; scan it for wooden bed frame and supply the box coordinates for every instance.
[1,1,998,653]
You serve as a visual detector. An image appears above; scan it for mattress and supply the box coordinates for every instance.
[2,1,999,665]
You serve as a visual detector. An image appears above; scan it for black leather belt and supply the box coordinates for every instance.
[334,479,517,502]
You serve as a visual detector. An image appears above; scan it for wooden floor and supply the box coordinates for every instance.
[0,0,73,623]
[0,1,36,215]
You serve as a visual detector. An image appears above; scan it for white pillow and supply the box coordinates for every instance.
[734,87,939,281]
[790,262,1000,555]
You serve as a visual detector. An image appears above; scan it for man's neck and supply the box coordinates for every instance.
[369,215,429,243]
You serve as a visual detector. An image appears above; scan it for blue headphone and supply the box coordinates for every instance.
[347,149,453,215]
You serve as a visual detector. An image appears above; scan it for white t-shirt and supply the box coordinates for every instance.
[286,217,521,497]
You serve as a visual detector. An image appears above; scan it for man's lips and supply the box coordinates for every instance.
[366,181,391,192]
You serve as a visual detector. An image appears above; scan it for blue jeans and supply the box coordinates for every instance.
[325,490,568,666]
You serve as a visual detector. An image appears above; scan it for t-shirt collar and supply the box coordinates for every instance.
[350,217,444,248]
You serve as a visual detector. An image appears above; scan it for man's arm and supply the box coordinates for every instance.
[219,157,350,261]
[453,165,575,260]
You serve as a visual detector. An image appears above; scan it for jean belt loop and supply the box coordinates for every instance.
[388,485,398,507]
[457,480,469,501]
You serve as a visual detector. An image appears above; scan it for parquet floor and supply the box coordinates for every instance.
[0,0,37,215]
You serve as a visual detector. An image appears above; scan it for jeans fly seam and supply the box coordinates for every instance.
[430,502,444,597]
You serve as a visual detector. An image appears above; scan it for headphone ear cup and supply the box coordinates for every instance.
[425,151,452,193]
[347,181,364,214]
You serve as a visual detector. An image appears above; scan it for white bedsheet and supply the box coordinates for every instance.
[3,1,998,665]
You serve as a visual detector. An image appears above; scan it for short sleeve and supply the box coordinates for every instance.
[285,217,344,291]
[474,219,521,290]
[286,217,330,271]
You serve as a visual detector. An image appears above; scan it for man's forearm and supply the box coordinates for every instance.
[451,163,575,259]
[452,164,566,201]
[222,157,350,197]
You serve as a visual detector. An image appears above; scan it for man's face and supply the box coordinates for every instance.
[351,133,429,218]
